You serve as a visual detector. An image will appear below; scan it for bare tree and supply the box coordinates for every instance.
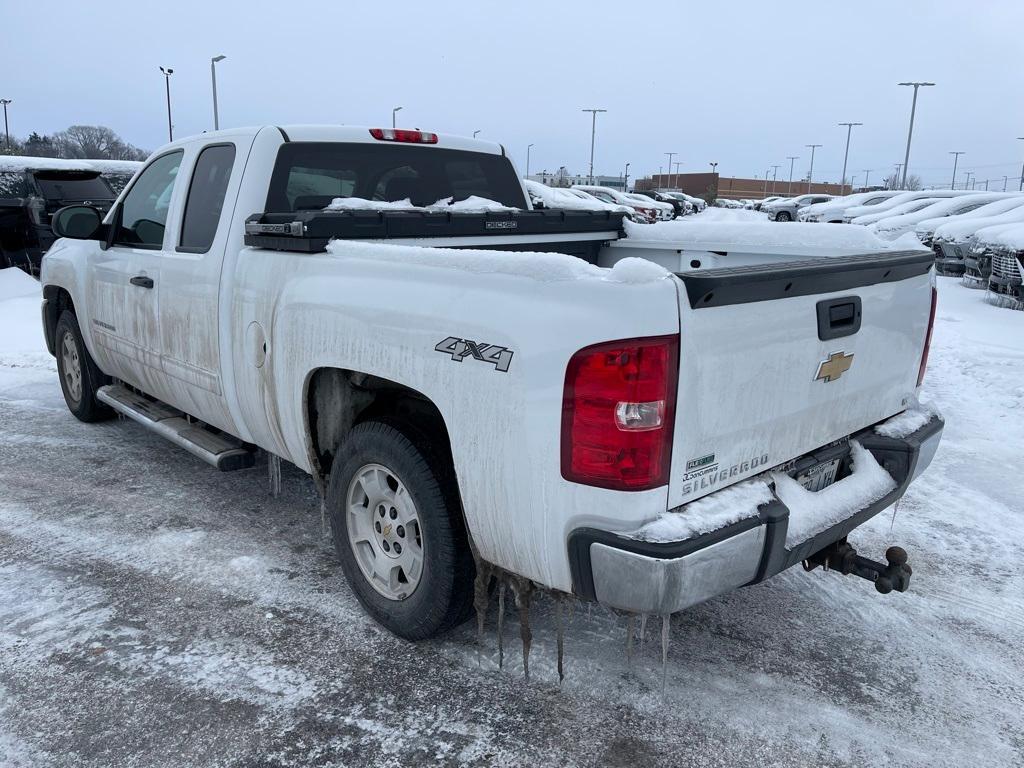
[882,173,922,191]
[52,125,147,161]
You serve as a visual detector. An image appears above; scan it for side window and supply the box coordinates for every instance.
[179,144,236,252]
[116,151,183,248]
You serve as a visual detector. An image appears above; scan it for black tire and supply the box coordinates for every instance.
[327,421,474,640]
[54,311,114,422]
[775,211,792,222]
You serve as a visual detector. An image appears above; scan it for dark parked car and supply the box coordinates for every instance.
[632,189,685,218]
[0,158,140,275]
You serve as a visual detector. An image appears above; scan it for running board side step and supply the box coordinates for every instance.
[97,384,255,471]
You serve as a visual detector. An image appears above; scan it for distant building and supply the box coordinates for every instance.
[527,168,625,189]
[635,172,847,200]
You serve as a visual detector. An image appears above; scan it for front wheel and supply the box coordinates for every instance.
[327,421,474,640]
[775,211,792,222]
[55,311,113,422]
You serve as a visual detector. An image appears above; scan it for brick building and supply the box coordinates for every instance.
[635,172,847,201]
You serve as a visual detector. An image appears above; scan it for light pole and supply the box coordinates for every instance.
[392,106,402,129]
[893,163,903,189]
[525,143,533,178]
[770,164,779,195]
[786,156,798,196]
[851,175,859,190]
[472,130,481,138]
[838,121,862,194]
[709,162,718,175]
[210,55,226,131]
[949,151,964,190]
[898,81,935,189]
[863,169,872,189]
[159,66,174,142]
[1017,137,1024,191]
[581,108,607,185]
[805,144,821,193]
[1004,176,1009,192]
[665,152,676,190]
[964,171,973,190]
[623,162,630,192]
[763,168,770,197]
[672,160,683,190]
[0,99,10,151]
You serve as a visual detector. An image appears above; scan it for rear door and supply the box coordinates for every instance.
[667,252,933,508]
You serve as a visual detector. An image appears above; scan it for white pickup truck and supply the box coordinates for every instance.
[40,125,943,641]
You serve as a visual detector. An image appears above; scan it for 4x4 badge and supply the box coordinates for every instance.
[815,351,854,383]
[435,336,514,372]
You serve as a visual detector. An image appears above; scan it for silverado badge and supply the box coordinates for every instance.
[815,351,854,383]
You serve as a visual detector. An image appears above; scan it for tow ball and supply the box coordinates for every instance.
[802,539,912,594]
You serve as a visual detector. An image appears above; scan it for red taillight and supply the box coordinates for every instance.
[917,286,938,387]
[561,335,679,491]
[369,128,439,144]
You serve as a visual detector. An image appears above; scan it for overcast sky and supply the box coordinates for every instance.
[4,0,1023,188]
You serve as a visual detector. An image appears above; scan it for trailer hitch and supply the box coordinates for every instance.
[802,539,912,594]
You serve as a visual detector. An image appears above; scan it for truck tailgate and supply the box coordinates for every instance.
[668,250,934,508]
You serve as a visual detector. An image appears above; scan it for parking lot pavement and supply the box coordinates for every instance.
[1,275,1022,768]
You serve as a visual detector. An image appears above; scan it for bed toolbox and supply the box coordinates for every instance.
[243,208,627,254]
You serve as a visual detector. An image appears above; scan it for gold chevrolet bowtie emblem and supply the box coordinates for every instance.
[815,351,854,382]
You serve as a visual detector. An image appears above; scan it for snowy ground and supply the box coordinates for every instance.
[1,266,1022,767]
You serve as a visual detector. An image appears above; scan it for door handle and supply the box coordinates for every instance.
[130,275,154,289]
[816,296,861,340]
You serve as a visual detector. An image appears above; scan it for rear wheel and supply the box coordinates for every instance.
[327,421,474,640]
[55,311,113,422]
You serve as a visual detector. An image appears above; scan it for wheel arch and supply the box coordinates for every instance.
[42,284,76,357]
[302,368,464,517]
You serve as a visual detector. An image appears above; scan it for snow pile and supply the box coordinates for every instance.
[324,197,419,211]
[0,267,39,301]
[875,401,940,438]
[324,196,519,213]
[324,239,670,284]
[631,478,775,542]
[623,218,928,253]
[774,442,896,547]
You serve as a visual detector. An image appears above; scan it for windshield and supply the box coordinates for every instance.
[266,142,527,211]
[32,172,114,202]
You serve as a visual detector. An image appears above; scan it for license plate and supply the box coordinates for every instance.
[795,458,840,492]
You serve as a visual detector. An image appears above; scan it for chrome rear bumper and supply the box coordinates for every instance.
[569,415,944,614]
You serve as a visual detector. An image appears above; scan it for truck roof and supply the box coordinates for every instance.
[151,125,506,158]
[0,156,143,174]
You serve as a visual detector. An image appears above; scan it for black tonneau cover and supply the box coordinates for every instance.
[244,209,626,254]
[675,250,934,309]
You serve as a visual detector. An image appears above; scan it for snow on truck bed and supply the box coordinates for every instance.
[324,238,669,284]
[624,218,928,255]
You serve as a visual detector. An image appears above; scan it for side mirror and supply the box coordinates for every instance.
[52,205,103,240]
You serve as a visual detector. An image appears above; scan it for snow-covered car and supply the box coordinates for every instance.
[713,198,743,208]
[850,198,945,227]
[964,222,1024,288]
[633,189,689,217]
[0,156,135,274]
[573,184,660,222]
[841,190,972,223]
[39,124,943,642]
[625,192,674,221]
[523,179,635,218]
[983,224,1024,301]
[931,200,1024,275]
[799,191,902,223]
[755,196,783,211]
[764,194,834,222]
[872,193,1015,240]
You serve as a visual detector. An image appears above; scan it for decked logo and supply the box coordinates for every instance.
[435,337,514,372]
[484,220,518,230]
[815,351,854,383]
